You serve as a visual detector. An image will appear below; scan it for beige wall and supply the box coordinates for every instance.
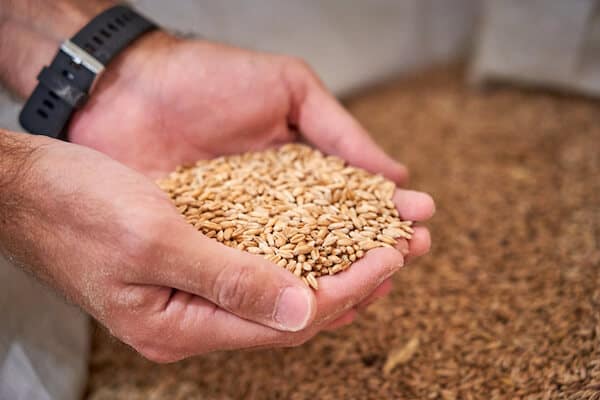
[134,0,477,94]
[472,0,600,97]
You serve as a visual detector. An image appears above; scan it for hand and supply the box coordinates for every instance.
[68,32,409,180]
[0,134,431,361]
[67,32,433,324]
[0,1,433,359]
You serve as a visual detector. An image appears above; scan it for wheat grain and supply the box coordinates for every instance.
[157,144,412,290]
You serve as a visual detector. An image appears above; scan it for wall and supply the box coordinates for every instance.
[0,0,478,130]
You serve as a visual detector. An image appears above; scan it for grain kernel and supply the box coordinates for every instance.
[158,144,411,291]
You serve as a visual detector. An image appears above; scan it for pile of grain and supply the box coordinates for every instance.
[86,67,600,400]
[157,144,412,289]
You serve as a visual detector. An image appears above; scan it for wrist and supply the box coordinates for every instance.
[100,29,179,79]
[0,0,117,98]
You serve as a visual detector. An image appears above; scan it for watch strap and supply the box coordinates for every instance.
[19,5,156,139]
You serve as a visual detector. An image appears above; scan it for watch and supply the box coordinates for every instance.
[19,5,157,140]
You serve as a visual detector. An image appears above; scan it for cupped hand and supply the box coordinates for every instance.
[69,32,433,297]
[61,32,435,355]
[68,31,408,183]
[2,138,432,362]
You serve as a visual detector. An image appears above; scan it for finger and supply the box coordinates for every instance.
[177,249,404,354]
[129,291,294,361]
[140,220,316,332]
[396,238,410,256]
[324,309,357,331]
[136,243,404,360]
[324,278,393,331]
[356,278,393,311]
[392,189,436,221]
[288,71,408,185]
[312,247,404,325]
[405,226,432,263]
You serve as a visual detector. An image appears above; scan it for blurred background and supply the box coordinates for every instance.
[1,1,599,399]
[2,0,599,129]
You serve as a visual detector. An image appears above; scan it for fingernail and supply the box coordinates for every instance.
[274,286,313,332]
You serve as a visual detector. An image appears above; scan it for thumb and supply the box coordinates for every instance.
[286,64,408,185]
[147,223,317,332]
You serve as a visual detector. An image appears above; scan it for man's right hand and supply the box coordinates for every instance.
[0,130,433,362]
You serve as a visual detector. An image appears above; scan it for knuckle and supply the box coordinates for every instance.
[213,264,256,313]
[120,215,173,263]
[289,56,311,70]
[111,285,172,315]
[284,56,319,81]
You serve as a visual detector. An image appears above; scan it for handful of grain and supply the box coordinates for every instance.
[157,144,413,290]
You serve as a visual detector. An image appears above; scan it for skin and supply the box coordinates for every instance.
[0,1,434,362]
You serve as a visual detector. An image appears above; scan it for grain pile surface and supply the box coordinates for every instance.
[156,144,413,289]
[86,67,600,400]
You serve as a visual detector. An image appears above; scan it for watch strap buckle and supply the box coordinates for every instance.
[18,5,157,140]
[60,40,105,75]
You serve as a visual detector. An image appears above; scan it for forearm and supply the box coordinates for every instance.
[0,0,116,98]
[0,130,48,269]
[0,130,46,219]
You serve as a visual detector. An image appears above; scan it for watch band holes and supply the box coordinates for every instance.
[122,13,133,22]
[63,70,75,80]
[37,109,49,119]
[84,43,96,53]
[48,91,59,100]
[100,29,111,38]
[42,100,55,110]
[115,17,125,27]
[93,36,104,46]
[108,23,118,31]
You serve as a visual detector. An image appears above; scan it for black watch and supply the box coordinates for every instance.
[19,5,157,140]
